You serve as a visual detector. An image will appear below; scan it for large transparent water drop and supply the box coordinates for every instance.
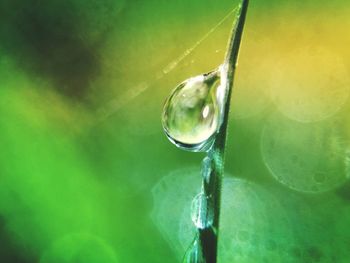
[162,70,221,152]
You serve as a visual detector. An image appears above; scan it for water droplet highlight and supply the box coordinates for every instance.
[162,70,222,152]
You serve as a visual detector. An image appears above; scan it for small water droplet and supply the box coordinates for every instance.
[201,157,213,184]
[162,70,221,152]
[183,237,204,263]
[191,193,214,229]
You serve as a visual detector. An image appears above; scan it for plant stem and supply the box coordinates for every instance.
[193,1,249,262]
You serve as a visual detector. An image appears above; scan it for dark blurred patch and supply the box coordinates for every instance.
[306,246,323,262]
[0,216,36,263]
[0,0,102,99]
[335,180,350,201]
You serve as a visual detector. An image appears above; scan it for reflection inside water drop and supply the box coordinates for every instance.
[162,70,222,152]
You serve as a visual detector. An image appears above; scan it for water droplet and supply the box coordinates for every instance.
[162,70,221,152]
[183,237,204,263]
[191,193,214,229]
[201,157,213,184]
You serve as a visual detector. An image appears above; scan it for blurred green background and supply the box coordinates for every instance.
[1,0,350,262]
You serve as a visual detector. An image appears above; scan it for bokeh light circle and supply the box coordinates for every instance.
[269,47,349,123]
[261,113,350,193]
